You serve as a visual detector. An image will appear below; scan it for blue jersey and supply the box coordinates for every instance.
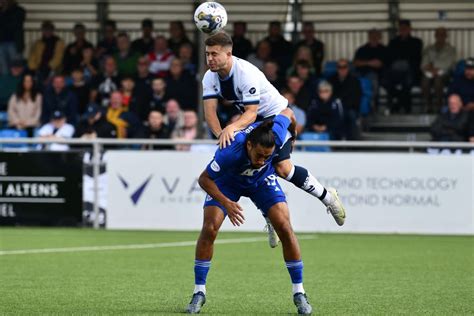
[205,115,291,190]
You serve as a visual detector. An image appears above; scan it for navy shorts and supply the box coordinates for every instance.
[203,174,286,217]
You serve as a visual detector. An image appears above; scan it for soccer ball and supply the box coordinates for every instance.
[194,2,228,35]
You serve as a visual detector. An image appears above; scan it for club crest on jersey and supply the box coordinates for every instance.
[210,160,220,172]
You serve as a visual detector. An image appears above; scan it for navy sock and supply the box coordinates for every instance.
[286,260,304,284]
[194,259,211,285]
[288,166,308,188]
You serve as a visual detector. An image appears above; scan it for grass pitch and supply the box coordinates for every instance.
[0,228,472,315]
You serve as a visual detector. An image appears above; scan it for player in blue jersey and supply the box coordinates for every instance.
[186,108,312,315]
[201,32,345,247]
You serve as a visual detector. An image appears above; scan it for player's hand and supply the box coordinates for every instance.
[223,200,245,226]
[219,125,237,149]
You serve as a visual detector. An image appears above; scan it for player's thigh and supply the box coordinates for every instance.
[203,183,240,218]
[202,205,226,233]
[248,174,286,217]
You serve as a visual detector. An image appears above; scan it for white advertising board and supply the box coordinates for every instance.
[107,151,473,235]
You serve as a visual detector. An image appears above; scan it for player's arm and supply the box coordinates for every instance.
[279,107,297,139]
[198,170,245,226]
[203,98,222,138]
[219,104,258,149]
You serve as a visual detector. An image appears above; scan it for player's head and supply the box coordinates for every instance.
[246,120,276,169]
[205,32,233,72]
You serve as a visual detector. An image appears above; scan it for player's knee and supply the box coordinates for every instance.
[201,221,220,241]
[274,160,291,178]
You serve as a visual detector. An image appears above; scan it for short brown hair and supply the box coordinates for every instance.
[204,32,233,47]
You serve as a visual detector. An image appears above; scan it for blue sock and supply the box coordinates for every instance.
[194,259,211,285]
[286,260,304,284]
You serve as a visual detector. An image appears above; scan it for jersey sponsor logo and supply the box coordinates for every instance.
[240,164,267,176]
[210,160,221,172]
[249,87,256,94]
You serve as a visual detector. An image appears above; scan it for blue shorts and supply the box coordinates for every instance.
[203,174,286,217]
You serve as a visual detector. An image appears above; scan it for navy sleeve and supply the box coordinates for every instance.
[272,115,291,147]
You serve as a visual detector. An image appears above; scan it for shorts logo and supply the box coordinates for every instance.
[210,160,220,172]
[249,87,256,94]
[205,194,213,201]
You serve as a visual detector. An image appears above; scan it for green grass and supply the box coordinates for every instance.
[0,228,472,315]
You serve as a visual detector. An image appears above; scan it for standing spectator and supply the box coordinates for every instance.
[62,23,94,75]
[0,58,24,111]
[385,19,423,113]
[163,98,184,136]
[165,58,197,111]
[42,74,78,124]
[353,29,387,108]
[0,0,26,75]
[90,56,121,107]
[286,75,311,111]
[132,56,153,117]
[28,21,65,85]
[75,103,116,139]
[448,57,474,111]
[231,21,253,59]
[79,46,99,84]
[177,42,197,76]
[295,22,324,76]
[141,110,172,150]
[247,40,272,71]
[96,20,117,60]
[70,68,91,115]
[306,81,344,140]
[168,21,193,56]
[263,60,284,92]
[173,110,198,151]
[37,110,75,151]
[114,32,140,77]
[7,73,41,136]
[148,35,175,78]
[330,58,362,140]
[262,21,293,73]
[430,94,469,141]
[421,27,457,113]
[131,18,155,55]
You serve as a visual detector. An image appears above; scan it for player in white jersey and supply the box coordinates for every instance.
[202,32,346,247]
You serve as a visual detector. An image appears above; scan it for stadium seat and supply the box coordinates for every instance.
[0,128,28,149]
[298,132,331,152]
[359,77,373,116]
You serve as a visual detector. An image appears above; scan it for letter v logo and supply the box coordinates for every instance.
[117,174,153,205]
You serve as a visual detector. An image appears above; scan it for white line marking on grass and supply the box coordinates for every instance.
[0,235,316,256]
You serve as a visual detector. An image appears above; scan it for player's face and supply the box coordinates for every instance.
[206,45,231,72]
[247,143,275,169]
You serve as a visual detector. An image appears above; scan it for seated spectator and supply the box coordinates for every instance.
[306,81,344,140]
[42,74,79,124]
[62,23,94,75]
[165,58,197,111]
[131,18,154,55]
[114,32,140,77]
[163,98,184,136]
[448,57,474,111]
[421,27,457,113]
[28,21,65,85]
[90,56,121,107]
[74,103,116,139]
[295,22,324,76]
[120,76,136,109]
[173,110,198,151]
[7,73,41,136]
[231,21,253,59]
[79,46,99,84]
[106,91,129,138]
[286,75,311,111]
[353,29,387,108]
[70,68,91,115]
[384,19,423,113]
[148,35,175,78]
[168,21,193,57]
[141,110,172,150]
[262,21,293,73]
[177,42,197,76]
[330,59,362,140]
[132,77,168,122]
[247,40,272,71]
[0,0,26,75]
[263,60,284,92]
[0,58,24,111]
[286,46,316,78]
[281,89,306,135]
[96,19,117,60]
[291,60,318,99]
[430,94,469,141]
[37,110,75,151]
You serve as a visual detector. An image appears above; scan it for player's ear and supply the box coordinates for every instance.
[246,140,252,152]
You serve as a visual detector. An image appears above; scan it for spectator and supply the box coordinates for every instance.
[131,18,155,55]
[295,22,324,76]
[114,32,140,77]
[287,46,316,77]
[168,21,193,56]
[330,58,362,140]
[79,46,99,84]
[262,21,293,73]
[120,76,136,109]
[42,74,79,124]
[148,35,175,78]
[448,57,474,111]
[263,60,284,92]
[306,81,344,140]
[165,58,197,111]
[7,73,41,136]
[96,20,117,60]
[286,75,311,111]
[106,91,129,138]
[430,94,469,141]
[385,19,423,113]
[281,89,306,135]
[177,42,197,76]
[141,110,172,150]
[353,29,387,108]
[70,68,91,115]
[0,0,26,75]
[132,56,153,117]
[0,58,24,111]
[291,60,318,99]
[173,110,198,151]
[28,21,65,85]
[247,40,272,71]
[231,21,253,59]
[421,27,457,113]
[37,110,75,151]
[75,103,116,139]
[163,98,184,136]
[91,56,121,107]
[62,23,94,75]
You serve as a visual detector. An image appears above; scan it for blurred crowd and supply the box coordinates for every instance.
[0,0,473,148]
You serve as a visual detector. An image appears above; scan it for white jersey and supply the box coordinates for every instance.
[202,56,288,120]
